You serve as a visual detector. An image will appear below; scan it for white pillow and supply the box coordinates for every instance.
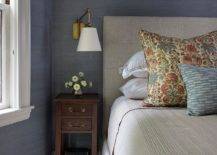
[119,51,148,79]
[120,78,148,100]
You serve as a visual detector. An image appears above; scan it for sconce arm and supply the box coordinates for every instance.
[78,8,92,26]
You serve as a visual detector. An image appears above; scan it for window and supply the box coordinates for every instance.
[0,0,33,127]
[0,2,10,110]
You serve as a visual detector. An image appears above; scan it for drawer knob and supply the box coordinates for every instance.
[68,107,73,112]
[67,122,85,128]
[81,108,86,113]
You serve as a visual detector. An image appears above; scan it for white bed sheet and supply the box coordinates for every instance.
[105,96,217,155]
[107,96,143,155]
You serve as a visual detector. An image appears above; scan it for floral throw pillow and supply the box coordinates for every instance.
[139,30,217,106]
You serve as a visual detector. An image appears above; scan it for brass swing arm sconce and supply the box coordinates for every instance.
[72,8,93,40]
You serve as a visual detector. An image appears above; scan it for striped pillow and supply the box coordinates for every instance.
[179,64,217,116]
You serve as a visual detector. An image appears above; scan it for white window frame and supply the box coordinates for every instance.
[0,0,33,127]
[0,3,10,110]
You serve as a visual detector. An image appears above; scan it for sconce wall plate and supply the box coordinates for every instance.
[72,21,85,40]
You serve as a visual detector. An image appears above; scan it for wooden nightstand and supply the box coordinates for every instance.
[54,93,99,155]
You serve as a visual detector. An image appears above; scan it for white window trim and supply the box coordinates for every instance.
[0,3,10,110]
[0,0,34,127]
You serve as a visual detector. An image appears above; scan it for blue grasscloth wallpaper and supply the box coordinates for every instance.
[0,0,52,154]
[0,0,217,154]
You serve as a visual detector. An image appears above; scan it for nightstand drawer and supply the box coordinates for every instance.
[61,103,92,116]
[62,118,92,131]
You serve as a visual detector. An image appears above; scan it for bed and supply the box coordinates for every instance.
[102,16,217,155]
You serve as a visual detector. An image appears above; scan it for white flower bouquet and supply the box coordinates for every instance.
[65,72,92,95]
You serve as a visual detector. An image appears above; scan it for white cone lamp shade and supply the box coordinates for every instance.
[77,27,102,52]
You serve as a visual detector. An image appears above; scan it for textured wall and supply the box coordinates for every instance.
[52,0,217,97]
[0,0,52,154]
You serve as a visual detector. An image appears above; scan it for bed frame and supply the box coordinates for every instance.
[103,16,217,133]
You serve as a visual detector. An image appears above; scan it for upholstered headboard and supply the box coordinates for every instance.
[103,16,217,133]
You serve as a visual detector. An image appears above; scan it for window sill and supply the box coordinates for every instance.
[0,106,34,127]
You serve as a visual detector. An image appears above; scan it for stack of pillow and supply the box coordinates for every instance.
[119,51,148,100]
[138,30,217,116]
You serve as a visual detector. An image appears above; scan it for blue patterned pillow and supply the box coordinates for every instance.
[179,64,217,116]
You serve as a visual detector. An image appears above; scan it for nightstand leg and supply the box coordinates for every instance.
[92,104,98,155]
[55,103,62,155]
[55,122,62,155]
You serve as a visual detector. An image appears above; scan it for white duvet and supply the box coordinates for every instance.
[106,96,217,155]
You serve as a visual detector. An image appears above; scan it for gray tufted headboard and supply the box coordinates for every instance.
[103,16,217,133]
